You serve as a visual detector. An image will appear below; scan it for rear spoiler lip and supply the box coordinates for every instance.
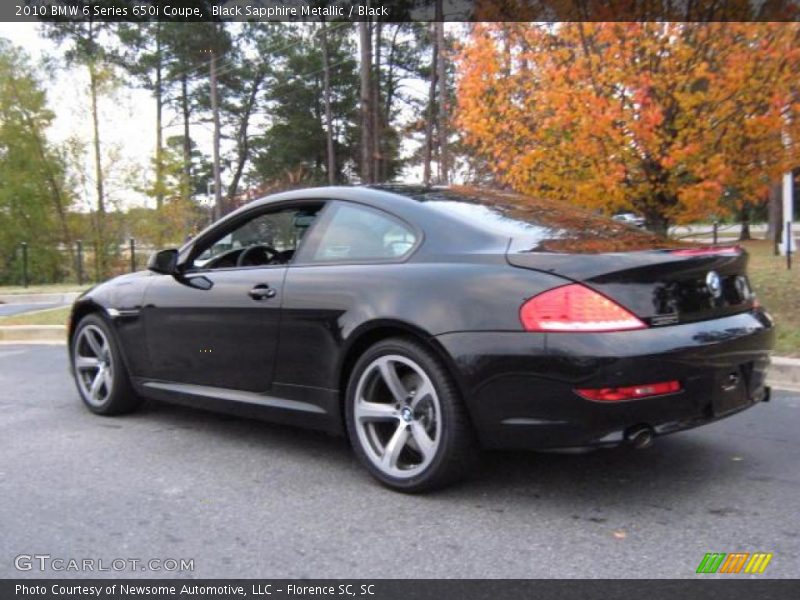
[506,238,747,281]
[667,245,742,256]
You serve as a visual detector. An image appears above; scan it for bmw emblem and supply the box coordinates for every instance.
[706,271,722,299]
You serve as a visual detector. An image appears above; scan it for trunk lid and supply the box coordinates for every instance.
[507,241,755,326]
[390,185,757,326]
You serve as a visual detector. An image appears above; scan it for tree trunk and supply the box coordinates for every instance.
[210,49,223,220]
[643,201,670,236]
[435,16,448,185]
[423,23,437,187]
[372,21,382,181]
[739,204,752,241]
[154,23,164,212]
[226,69,266,205]
[312,76,324,173]
[381,24,404,180]
[767,180,783,252]
[501,24,513,78]
[180,74,191,201]
[88,59,107,278]
[383,24,402,126]
[154,23,164,246]
[321,20,336,185]
[739,223,752,241]
[359,21,373,183]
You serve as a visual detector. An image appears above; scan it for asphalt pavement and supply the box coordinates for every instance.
[1,344,798,579]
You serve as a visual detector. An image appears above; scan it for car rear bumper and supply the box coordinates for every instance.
[435,309,774,450]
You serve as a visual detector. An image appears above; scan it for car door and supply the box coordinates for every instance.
[141,202,325,393]
[274,201,421,394]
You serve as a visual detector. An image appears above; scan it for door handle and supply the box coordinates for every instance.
[248,284,277,300]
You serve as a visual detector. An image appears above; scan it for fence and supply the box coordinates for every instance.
[670,221,795,269]
[6,238,158,288]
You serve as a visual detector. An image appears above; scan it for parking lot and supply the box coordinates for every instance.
[1,344,798,579]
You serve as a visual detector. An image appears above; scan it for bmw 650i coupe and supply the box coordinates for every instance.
[68,185,774,492]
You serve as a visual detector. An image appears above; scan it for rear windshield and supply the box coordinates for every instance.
[380,185,684,253]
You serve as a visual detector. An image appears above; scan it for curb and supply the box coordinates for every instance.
[0,292,79,305]
[767,357,800,393]
[0,325,66,342]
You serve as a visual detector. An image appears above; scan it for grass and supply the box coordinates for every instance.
[742,240,800,357]
[0,283,90,295]
[0,306,70,326]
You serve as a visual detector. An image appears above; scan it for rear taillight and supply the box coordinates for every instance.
[576,380,681,402]
[519,283,646,332]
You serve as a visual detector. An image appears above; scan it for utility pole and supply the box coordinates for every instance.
[206,180,216,225]
[321,20,336,185]
[155,22,164,213]
[180,73,191,201]
[435,1,448,184]
[780,115,795,257]
[359,19,373,183]
[423,23,437,187]
[210,43,223,221]
[780,170,795,257]
[373,21,382,181]
[87,20,106,278]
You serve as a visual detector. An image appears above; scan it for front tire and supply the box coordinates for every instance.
[345,337,476,492]
[71,314,141,415]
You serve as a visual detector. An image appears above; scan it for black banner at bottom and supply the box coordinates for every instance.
[3,580,800,600]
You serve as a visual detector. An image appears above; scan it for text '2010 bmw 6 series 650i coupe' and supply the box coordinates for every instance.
[68,186,774,492]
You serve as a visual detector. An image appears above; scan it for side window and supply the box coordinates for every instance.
[192,205,323,270]
[309,203,417,263]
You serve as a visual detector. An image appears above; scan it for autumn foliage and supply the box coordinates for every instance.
[456,23,800,232]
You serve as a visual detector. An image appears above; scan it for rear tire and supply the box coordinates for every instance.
[71,314,141,416]
[345,337,476,492]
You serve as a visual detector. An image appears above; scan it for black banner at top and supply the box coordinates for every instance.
[4,0,800,22]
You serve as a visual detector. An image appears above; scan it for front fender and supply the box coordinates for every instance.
[67,272,153,378]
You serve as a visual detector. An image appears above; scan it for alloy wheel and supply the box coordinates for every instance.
[73,324,114,407]
[353,354,442,479]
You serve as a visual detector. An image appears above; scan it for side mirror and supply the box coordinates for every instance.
[148,248,179,275]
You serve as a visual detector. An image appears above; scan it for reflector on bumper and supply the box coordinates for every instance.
[576,380,681,402]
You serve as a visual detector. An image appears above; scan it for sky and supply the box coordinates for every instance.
[0,22,210,210]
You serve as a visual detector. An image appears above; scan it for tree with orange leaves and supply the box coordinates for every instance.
[456,23,800,233]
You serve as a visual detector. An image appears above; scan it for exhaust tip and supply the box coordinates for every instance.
[626,426,655,449]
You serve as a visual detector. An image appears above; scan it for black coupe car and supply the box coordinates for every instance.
[68,186,774,491]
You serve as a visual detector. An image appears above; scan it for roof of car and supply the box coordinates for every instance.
[246,184,504,209]
[238,185,418,213]
[213,184,679,254]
